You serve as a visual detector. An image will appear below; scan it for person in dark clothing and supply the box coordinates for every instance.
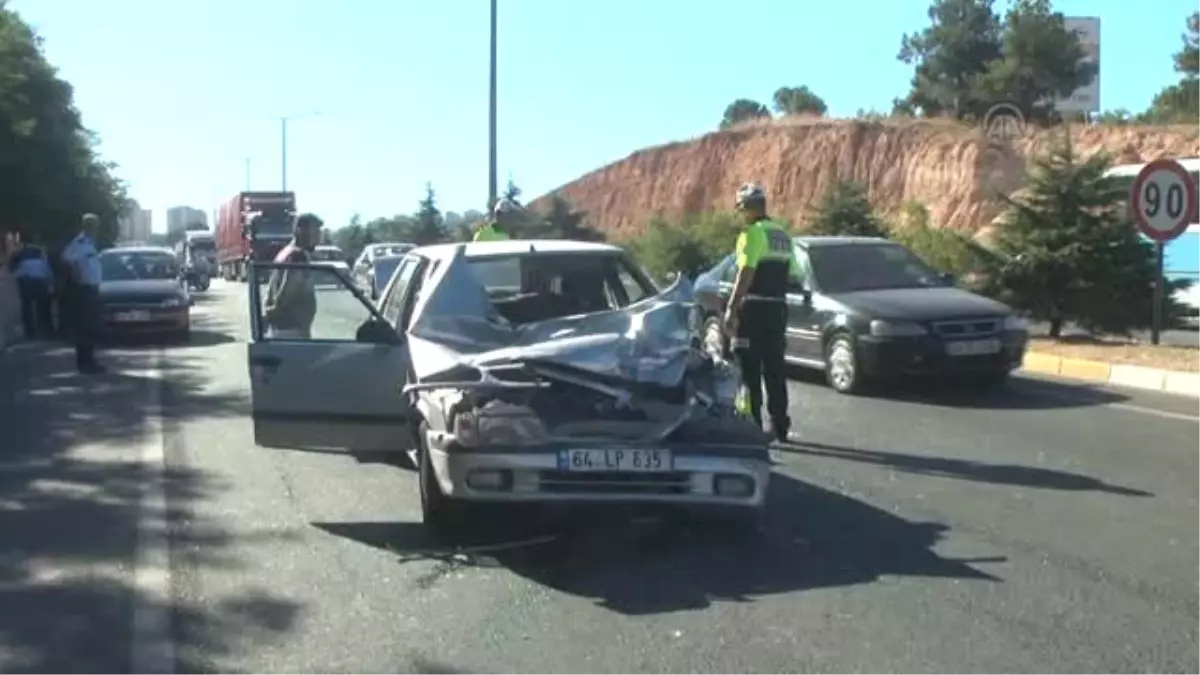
[8,233,56,338]
[722,182,801,442]
[61,214,105,374]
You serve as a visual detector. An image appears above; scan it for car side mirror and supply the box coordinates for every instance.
[666,270,680,282]
[355,318,400,345]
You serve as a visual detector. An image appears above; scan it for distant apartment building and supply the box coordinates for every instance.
[166,206,208,235]
[118,199,153,244]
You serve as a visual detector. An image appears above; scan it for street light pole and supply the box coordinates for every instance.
[488,0,498,208]
[263,111,320,192]
[281,118,288,191]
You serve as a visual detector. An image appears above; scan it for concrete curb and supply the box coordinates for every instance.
[1021,350,1200,398]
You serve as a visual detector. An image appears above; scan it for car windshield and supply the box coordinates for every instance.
[249,213,292,236]
[808,243,946,293]
[373,256,403,286]
[100,251,180,281]
[467,252,657,325]
[312,248,344,262]
[189,238,215,252]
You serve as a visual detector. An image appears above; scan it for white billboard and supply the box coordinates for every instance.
[1056,16,1100,114]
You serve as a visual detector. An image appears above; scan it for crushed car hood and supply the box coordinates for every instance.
[406,247,699,387]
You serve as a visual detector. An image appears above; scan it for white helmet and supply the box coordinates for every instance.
[493,198,521,215]
[735,182,766,208]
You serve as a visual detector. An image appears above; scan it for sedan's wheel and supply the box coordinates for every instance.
[825,334,862,394]
[417,421,465,538]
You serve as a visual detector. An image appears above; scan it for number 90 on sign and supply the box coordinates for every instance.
[1132,160,1197,242]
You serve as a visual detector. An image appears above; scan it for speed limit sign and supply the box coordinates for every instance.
[1130,158,1198,243]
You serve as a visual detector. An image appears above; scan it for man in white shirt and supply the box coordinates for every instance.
[60,213,105,374]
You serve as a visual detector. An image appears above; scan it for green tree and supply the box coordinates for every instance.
[1142,12,1199,123]
[974,0,1097,122]
[719,99,771,130]
[530,195,604,241]
[771,86,827,116]
[630,211,743,282]
[0,4,128,249]
[985,136,1191,337]
[894,0,1004,119]
[804,180,888,237]
[895,0,1094,123]
[185,221,208,231]
[410,182,447,246]
[889,200,999,288]
[502,177,522,204]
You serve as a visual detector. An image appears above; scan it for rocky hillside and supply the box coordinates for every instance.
[528,117,1199,239]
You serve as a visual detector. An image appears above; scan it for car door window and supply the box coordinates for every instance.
[399,259,433,331]
[379,257,422,326]
[253,263,385,342]
[720,255,736,283]
[793,248,814,288]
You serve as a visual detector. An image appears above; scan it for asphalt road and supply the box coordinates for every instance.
[0,279,1197,673]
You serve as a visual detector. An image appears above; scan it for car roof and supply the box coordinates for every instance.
[315,244,342,250]
[793,235,895,249]
[102,246,176,255]
[415,239,624,261]
[373,253,406,264]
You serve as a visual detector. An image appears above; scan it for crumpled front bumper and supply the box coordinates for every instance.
[426,429,771,509]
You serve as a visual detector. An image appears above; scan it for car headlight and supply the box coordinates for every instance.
[161,297,183,308]
[1002,315,1028,332]
[869,319,927,337]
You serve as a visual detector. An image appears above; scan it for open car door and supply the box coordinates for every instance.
[246,261,417,452]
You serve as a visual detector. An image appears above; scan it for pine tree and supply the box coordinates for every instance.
[805,180,888,238]
[410,183,447,246]
[987,135,1190,337]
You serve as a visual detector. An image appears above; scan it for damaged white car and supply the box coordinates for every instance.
[246,240,772,535]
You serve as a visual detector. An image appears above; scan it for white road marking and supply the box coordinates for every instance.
[1016,376,1200,423]
[130,353,175,674]
[1107,402,1199,423]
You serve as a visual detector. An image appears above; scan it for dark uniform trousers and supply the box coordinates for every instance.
[735,300,789,429]
[69,282,102,370]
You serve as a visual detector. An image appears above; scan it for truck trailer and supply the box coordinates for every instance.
[215,191,297,282]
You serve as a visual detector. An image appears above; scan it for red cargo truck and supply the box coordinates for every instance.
[215,191,297,282]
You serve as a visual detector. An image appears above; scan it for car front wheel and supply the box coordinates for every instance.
[825,334,864,395]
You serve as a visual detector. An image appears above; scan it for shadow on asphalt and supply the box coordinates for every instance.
[314,471,1004,617]
[775,440,1153,497]
[787,366,1129,410]
[0,340,301,672]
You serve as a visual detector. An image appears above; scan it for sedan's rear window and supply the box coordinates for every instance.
[467,253,656,324]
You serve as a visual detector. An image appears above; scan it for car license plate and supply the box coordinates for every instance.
[115,310,151,323]
[946,338,1001,356]
[558,448,673,473]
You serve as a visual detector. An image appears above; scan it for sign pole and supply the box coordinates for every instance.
[1152,241,1164,346]
[1129,158,1197,346]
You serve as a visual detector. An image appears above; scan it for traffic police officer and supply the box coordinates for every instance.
[473,198,519,242]
[61,213,106,374]
[722,183,800,442]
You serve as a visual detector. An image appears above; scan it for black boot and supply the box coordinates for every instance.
[770,416,791,443]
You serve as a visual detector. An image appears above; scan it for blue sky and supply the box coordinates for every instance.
[9,0,1197,232]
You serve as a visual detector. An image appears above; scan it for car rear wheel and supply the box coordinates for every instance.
[825,333,864,395]
[417,420,466,538]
